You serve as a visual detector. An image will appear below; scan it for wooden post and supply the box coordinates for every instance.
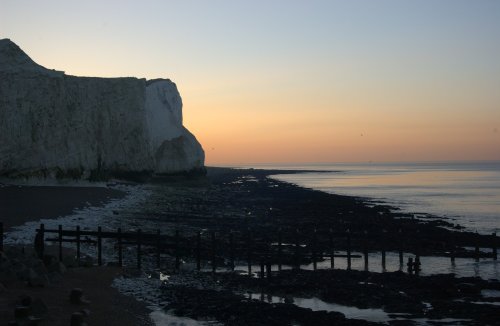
[363,230,368,269]
[475,233,480,262]
[266,257,272,279]
[175,230,180,270]
[196,231,201,271]
[118,228,122,267]
[97,226,102,266]
[76,226,80,265]
[381,249,386,271]
[407,257,414,275]
[211,231,216,274]
[450,235,455,264]
[295,229,300,270]
[229,231,235,271]
[260,259,265,279]
[346,229,351,270]
[398,229,403,269]
[39,224,45,257]
[247,229,252,276]
[0,222,3,252]
[264,240,271,279]
[137,229,142,270]
[493,232,497,261]
[156,229,161,268]
[329,228,334,269]
[363,231,368,271]
[312,229,317,270]
[381,229,386,271]
[414,256,421,276]
[58,225,63,262]
[278,228,282,271]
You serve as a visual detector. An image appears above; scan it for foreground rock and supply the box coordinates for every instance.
[0,39,204,179]
[157,269,500,325]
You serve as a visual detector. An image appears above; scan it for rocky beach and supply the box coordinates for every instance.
[1,167,500,325]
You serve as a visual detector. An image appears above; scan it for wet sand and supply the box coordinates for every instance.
[0,185,125,230]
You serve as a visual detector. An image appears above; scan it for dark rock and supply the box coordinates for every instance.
[0,270,17,283]
[63,255,78,268]
[70,288,90,304]
[27,269,49,287]
[42,254,57,267]
[31,298,48,317]
[70,288,84,304]
[80,308,91,316]
[14,305,30,318]
[70,311,87,326]
[17,294,33,306]
[0,251,11,265]
[29,259,48,275]
[48,271,64,283]
[47,261,67,274]
[27,315,44,325]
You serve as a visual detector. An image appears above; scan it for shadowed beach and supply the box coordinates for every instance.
[0,185,125,231]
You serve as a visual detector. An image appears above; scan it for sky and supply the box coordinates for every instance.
[1,0,499,165]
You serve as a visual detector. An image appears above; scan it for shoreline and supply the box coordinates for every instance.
[1,167,499,325]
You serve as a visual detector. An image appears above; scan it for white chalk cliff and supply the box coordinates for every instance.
[0,39,205,179]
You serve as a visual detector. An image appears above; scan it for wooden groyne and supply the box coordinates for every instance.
[1,222,497,277]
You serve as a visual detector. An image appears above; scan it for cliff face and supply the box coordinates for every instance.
[0,39,205,179]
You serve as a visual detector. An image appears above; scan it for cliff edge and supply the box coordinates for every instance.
[0,39,205,179]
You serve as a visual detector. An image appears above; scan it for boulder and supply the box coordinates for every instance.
[27,269,50,287]
[30,298,48,318]
[70,311,87,326]
[69,288,90,304]
[47,261,67,274]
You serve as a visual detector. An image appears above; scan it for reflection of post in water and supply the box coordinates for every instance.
[294,229,300,270]
[398,228,404,270]
[229,230,235,271]
[381,229,387,272]
[346,229,351,270]
[475,231,480,262]
[246,228,252,276]
[329,228,334,269]
[363,230,369,272]
[277,228,283,271]
[196,230,201,271]
[450,233,455,266]
[493,232,497,260]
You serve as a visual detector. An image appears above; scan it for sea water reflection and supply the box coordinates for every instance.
[264,161,500,234]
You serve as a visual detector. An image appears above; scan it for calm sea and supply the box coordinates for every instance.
[232,161,500,234]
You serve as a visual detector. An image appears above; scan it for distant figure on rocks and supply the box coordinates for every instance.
[407,257,414,275]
